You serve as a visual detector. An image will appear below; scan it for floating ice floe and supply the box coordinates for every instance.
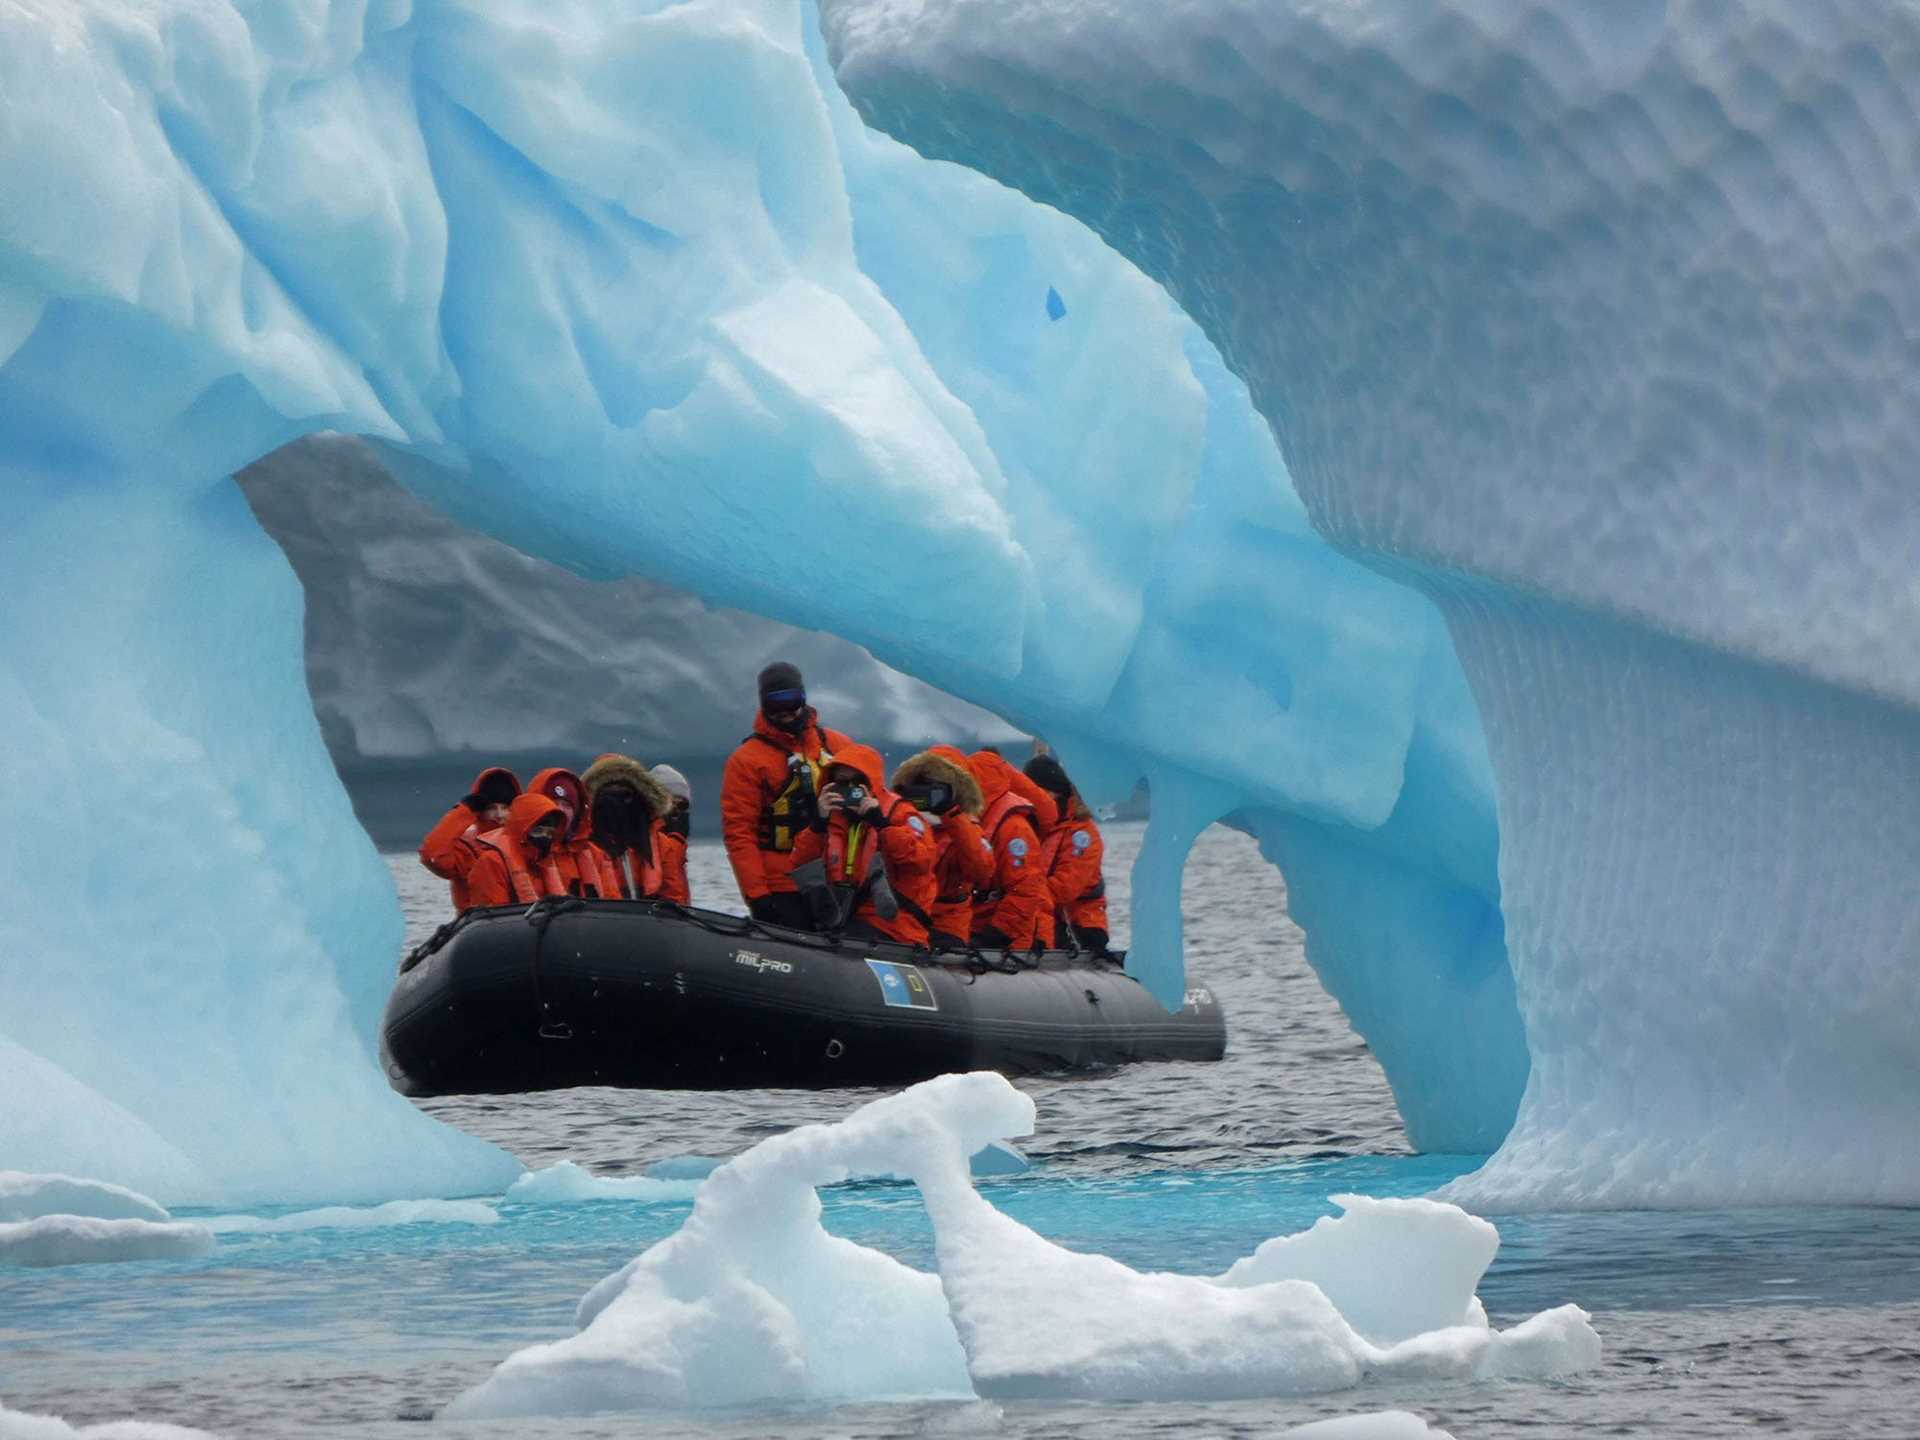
[506,1162,703,1207]
[0,1399,218,1439]
[0,1172,213,1269]
[448,1074,1597,1416]
[199,1199,500,1234]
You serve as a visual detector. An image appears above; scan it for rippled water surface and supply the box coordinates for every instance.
[6,825,1918,1437]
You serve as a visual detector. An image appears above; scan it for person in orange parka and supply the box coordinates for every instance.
[580,754,689,904]
[418,766,522,912]
[649,764,694,905]
[526,766,611,898]
[789,742,939,946]
[966,748,1053,951]
[891,745,991,949]
[721,662,852,927]
[466,793,572,907]
[1004,762,1061,946]
[1025,752,1112,956]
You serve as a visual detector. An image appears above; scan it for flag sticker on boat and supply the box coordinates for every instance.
[867,959,939,1011]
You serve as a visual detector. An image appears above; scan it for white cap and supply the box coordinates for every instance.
[649,763,692,802]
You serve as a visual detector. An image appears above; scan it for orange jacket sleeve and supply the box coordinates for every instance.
[419,804,481,881]
[787,820,826,868]
[464,851,511,909]
[986,815,1051,947]
[720,745,772,901]
[943,812,995,889]
[657,830,690,906]
[877,805,938,908]
[1048,821,1104,912]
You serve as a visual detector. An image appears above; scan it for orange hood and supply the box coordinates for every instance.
[503,792,568,848]
[827,742,888,795]
[967,750,1029,811]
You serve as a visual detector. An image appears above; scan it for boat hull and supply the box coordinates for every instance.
[381,901,1226,1095]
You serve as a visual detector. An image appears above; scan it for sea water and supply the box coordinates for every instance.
[4,825,1918,1436]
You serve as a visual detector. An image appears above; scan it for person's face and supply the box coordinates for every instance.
[763,690,807,733]
[527,821,558,849]
[480,801,511,828]
[826,766,865,791]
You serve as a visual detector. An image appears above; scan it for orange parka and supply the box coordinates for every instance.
[581,754,690,905]
[966,750,1053,950]
[721,710,853,904]
[789,743,939,946]
[467,794,572,908]
[418,766,523,912]
[893,746,991,945]
[526,767,610,898]
[1006,768,1062,946]
[1041,800,1108,935]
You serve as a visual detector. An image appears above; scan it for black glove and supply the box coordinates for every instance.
[748,896,779,922]
[662,806,689,839]
[974,925,1012,950]
[461,793,487,813]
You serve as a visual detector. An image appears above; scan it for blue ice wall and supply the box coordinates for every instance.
[819,0,1920,1205]
[0,0,1527,1201]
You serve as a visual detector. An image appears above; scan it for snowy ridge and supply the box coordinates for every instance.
[817,0,1920,1206]
[449,1076,1597,1415]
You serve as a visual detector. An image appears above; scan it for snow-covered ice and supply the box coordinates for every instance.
[0,1172,212,1268]
[504,1163,702,1207]
[449,1075,1597,1415]
[0,1172,171,1224]
[198,1199,499,1233]
[0,1402,218,1440]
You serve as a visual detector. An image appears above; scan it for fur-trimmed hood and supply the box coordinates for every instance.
[892,749,984,817]
[582,753,672,818]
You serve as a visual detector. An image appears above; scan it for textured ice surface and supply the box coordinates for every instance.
[819,0,1920,1204]
[0,1173,170,1225]
[0,0,1525,1199]
[239,435,1022,766]
[450,1076,1597,1415]
[505,1163,703,1207]
[198,1199,499,1233]
[0,1216,215,1270]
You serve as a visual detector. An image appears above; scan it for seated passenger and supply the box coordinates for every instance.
[418,767,522,912]
[1005,765,1061,946]
[965,749,1053,951]
[892,745,990,949]
[789,743,938,945]
[1025,752,1112,957]
[648,764,694,906]
[466,794,571,908]
[527,767,609,898]
[580,754,685,903]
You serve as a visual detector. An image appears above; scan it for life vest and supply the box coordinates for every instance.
[747,732,834,853]
[608,842,662,900]
[473,829,566,904]
[973,790,1035,903]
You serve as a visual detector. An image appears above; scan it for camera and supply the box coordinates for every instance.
[841,783,869,807]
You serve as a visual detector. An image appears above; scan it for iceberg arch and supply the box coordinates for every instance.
[818,0,1920,1205]
[0,0,1524,1203]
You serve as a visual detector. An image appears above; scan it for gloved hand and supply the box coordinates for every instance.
[748,896,780,922]
[663,805,690,839]
[461,793,487,813]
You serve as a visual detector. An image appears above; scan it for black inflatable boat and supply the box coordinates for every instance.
[382,898,1225,1096]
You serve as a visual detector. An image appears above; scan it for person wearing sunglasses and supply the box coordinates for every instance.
[720,662,853,927]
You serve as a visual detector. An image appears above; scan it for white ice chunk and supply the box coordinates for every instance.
[505,1163,701,1207]
[0,1401,218,1439]
[0,1216,214,1269]
[452,1076,1596,1415]
[0,1172,170,1224]
[198,1199,499,1234]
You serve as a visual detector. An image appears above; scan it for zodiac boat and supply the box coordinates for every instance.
[381,898,1226,1096]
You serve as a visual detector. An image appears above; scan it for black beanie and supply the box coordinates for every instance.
[758,661,805,703]
[1024,753,1073,798]
[475,770,520,806]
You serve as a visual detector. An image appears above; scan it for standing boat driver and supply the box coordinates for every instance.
[789,743,939,945]
[1025,751,1112,957]
[721,662,852,927]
